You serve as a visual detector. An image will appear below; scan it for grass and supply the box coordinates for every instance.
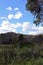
[0,43,43,65]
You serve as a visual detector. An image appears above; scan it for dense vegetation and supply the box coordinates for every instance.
[0,33,43,65]
[26,0,43,25]
[0,41,43,65]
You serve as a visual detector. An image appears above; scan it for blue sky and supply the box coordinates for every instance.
[0,0,43,35]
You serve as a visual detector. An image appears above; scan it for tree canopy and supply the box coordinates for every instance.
[26,0,43,25]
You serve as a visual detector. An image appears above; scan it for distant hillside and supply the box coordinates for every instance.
[0,32,43,44]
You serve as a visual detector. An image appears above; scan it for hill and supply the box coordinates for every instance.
[0,32,43,44]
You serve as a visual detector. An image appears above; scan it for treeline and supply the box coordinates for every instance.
[0,32,43,45]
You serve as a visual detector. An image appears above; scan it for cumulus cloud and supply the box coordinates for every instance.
[0,20,22,33]
[6,7,19,11]
[14,8,19,11]
[22,22,31,32]
[38,26,43,31]
[28,31,43,35]
[8,14,14,19]
[6,6,12,11]
[14,12,23,19]
[0,20,16,33]
[22,22,43,35]
[0,21,43,35]
[14,23,22,28]
[8,12,23,20]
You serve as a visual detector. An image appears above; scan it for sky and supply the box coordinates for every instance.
[0,0,43,35]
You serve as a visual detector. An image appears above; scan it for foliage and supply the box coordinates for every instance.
[0,42,43,65]
[18,34,25,47]
[26,0,43,25]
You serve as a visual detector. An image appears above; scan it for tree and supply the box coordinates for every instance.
[26,0,43,25]
[19,34,25,47]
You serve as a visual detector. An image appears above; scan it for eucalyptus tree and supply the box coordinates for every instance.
[26,0,43,25]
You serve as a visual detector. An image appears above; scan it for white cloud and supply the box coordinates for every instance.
[22,22,43,35]
[22,22,31,32]
[15,23,22,28]
[6,6,12,11]
[14,12,23,19]
[0,20,22,33]
[0,20,16,33]
[0,21,43,35]
[8,14,14,19]
[6,7,19,11]
[28,31,43,35]
[38,26,43,31]
[14,8,19,10]
[8,12,23,20]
